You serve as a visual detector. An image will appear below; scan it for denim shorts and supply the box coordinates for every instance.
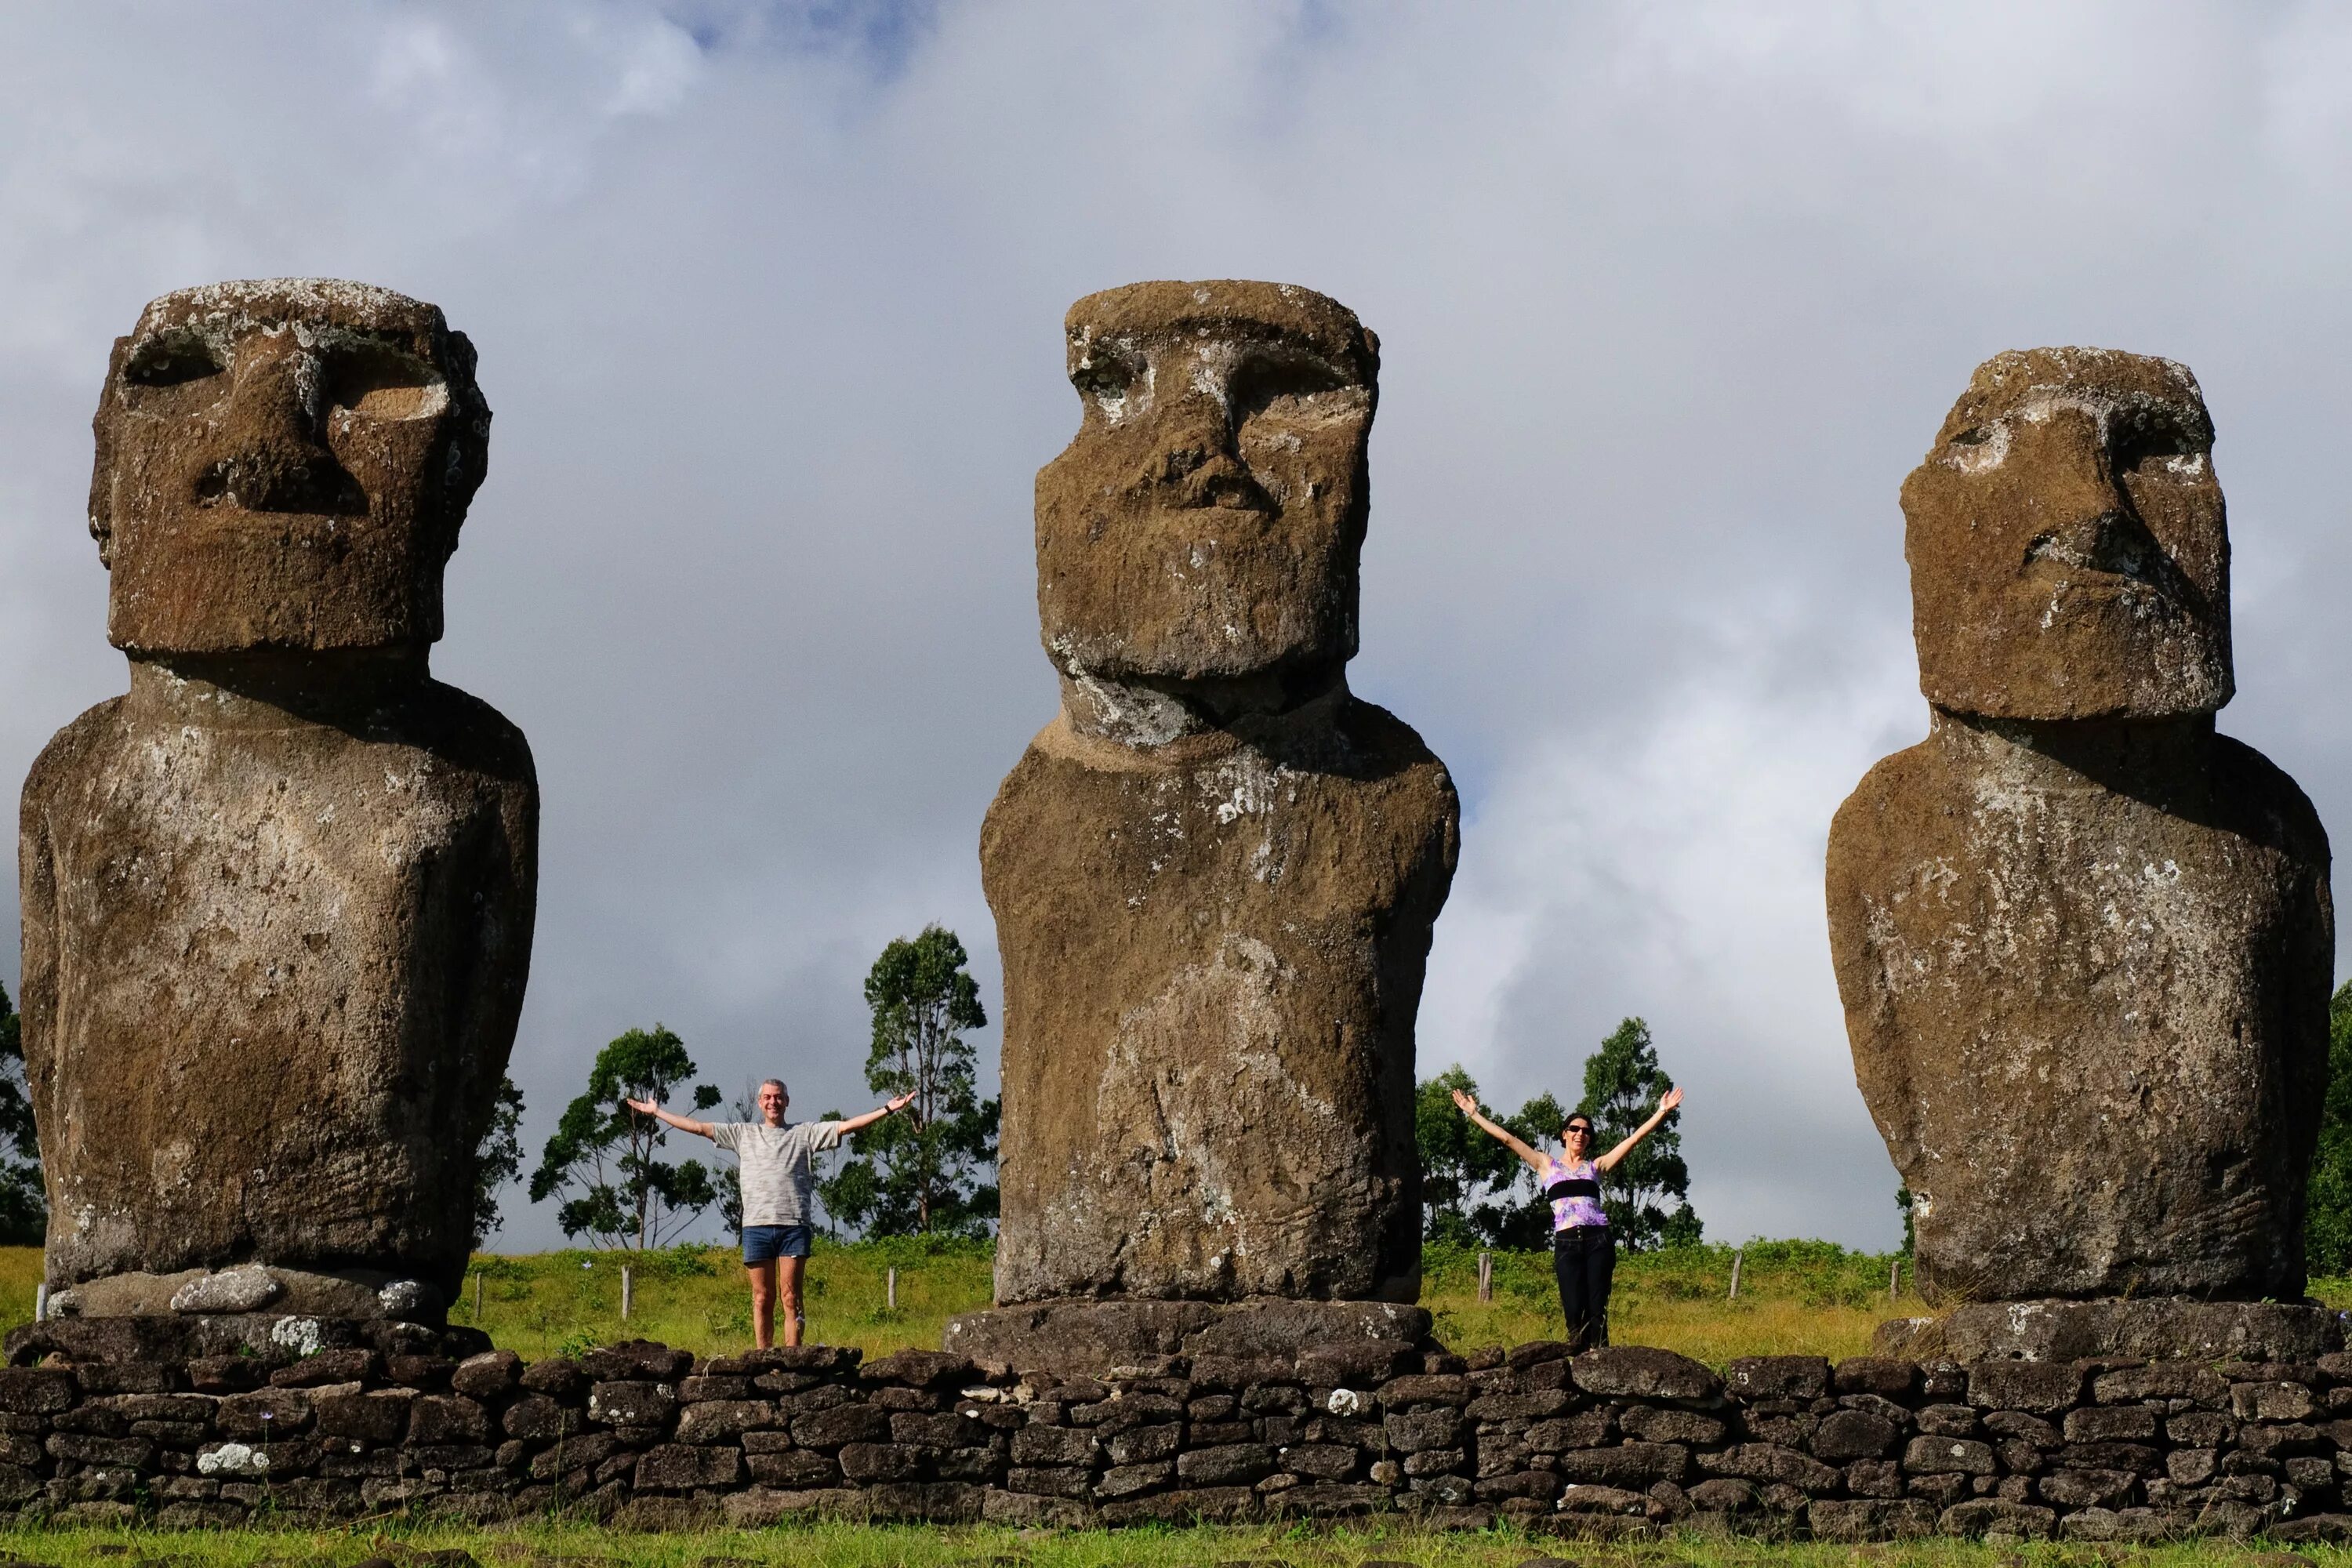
[742,1224,811,1263]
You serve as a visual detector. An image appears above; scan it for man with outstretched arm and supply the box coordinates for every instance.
[624,1080,913,1348]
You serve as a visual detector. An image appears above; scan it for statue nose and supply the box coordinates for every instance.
[1142,398,1267,511]
[2020,410,2162,581]
[194,340,361,514]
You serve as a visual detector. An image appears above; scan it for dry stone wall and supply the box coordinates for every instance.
[7,1336,2352,1542]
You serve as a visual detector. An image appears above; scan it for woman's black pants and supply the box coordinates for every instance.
[1553,1225,1614,1352]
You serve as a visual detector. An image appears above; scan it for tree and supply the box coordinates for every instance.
[1576,1017,1701,1250]
[1416,1066,1515,1245]
[1414,1065,1567,1247]
[528,1025,721,1250]
[0,982,42,1246]
[2305,981,2352,1276]
[818,926,998,1236]
[717,1083,756,1236]
[469,1076,526,1251]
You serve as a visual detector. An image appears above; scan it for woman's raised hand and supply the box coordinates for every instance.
[1659,1085,1684,1114]
[1450,1087,1479,1117]
[623,1097,659,1116]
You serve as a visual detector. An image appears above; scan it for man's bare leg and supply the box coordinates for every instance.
[746,1260,777,1350]
[778,1255,808,1347]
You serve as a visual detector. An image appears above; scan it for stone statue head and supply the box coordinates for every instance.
[1901,347,2230,720]
[90,279,492,657]
[1034,281,1378,695]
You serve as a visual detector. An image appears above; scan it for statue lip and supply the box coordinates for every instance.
[149,505,378,534]
[1144,502,1279,529]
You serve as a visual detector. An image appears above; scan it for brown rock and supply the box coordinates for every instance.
[985,281,1457,1305]
[21,279,535,1303]
[1828,347,2331,1304]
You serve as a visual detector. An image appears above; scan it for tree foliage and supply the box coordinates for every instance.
[818,926,998,1237]
[470,1075,526,1250]
[2306,981,2352,1276]
[0,982,42,1246]
[528,1025,721,1250]
[1576,1017,1701,1250]
[1414,1065,1563,1247]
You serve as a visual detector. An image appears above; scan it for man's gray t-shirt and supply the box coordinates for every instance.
[707,1120,844,1229]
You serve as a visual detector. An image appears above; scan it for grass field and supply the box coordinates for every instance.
[0,1519,2339,1565]
[0,1237,1956,1365]
[3,1239,2347,1367]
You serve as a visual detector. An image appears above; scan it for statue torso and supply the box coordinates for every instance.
[1826,714,2332,1300]
[982,695,1457,1304]
[20,677,536,1286]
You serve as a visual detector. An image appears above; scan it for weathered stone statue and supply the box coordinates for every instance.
[1829,348,2333,1327]
[978,281,1458,1323]
[19,280,536,1326]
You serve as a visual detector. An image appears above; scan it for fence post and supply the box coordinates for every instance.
[474,1271,485,1321]
[887,1266,898,1311]
[621,1265,633,1322]
[1889,1257,1900,1301]
[1477,1251,1493,1304]
[1728,1248,1742,1301]
[32,1284,45,1324]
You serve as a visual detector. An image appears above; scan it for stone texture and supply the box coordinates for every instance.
[21,278,535,1305]
[1878,1298,2342,1364]
[946,1298,1427,1376]
[1571,1346,1724,1403]
[1828,347,2332,1305]
[985,281,1457,1305]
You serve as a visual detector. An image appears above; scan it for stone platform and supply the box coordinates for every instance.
[1,1334,2351,1537]
[5,1312,488,1367]
[1875,1298,2344,1364]
[942,1297,1432,1375]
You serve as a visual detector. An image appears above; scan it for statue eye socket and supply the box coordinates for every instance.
[1071,354,1138,407]
[2112,416,2203,475]
[1231,353,1348,423]
[324,343,448,421]
[1949,426,1994,448]
[123,334,224,389]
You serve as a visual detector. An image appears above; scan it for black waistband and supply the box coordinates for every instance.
[1546,1177,1600,1200]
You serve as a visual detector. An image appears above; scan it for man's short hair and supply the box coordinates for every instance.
[760,1078,788,1098]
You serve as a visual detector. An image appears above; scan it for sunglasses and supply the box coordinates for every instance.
[1565,1125,1593,1137]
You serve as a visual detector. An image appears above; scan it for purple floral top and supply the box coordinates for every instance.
[1541,1155,1608,1232]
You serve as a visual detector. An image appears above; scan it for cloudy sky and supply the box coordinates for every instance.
[4,2,2349,1254]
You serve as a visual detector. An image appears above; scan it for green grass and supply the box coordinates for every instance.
[1425,1239,1932,1365]
[443,1235,995,1361]
[0,1518,2342,1563]
[451,1236,1936,1366]
[5,1240,2348,1367]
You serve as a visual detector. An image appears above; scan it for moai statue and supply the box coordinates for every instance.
[1828,347,2332,1308]
[19,280,536,1323]
[981,281,1459,1309]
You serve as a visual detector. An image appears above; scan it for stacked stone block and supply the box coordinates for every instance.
[9,1334,2352,1541]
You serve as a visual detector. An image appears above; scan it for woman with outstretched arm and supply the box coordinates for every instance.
[1452,1084,1685,1352]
